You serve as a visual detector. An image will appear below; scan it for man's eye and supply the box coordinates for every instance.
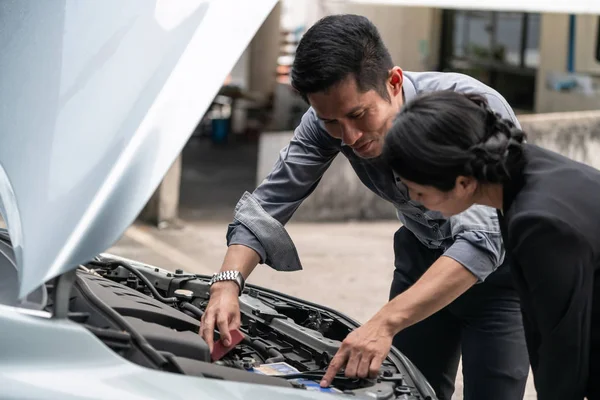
[350,112,365,119]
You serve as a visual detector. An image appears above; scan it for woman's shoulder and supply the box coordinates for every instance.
[511,144,600,218]
[505,145,600,251]
[506,209,577,237]
[504,209,593,262]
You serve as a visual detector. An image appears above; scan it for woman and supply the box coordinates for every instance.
[381,90,600,400]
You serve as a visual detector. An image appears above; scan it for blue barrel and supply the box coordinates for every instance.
[211,118,230,144]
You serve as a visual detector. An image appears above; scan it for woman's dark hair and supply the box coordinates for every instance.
[382,90,527,191]
[291,14,394,103]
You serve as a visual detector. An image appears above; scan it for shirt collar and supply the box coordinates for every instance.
[402,74,417,103]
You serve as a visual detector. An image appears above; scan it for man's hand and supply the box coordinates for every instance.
[320,315,394,388]
[320,255,478,388]
[200,281,241,353]
[200,244,260,352]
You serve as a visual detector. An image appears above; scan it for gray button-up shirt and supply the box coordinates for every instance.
[226,71,520,282]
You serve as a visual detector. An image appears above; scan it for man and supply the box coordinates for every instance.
[200,14,529,400]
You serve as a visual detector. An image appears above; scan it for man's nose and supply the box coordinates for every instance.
[340,123,363,146]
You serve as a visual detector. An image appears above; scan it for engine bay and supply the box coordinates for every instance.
[44,254,436,399]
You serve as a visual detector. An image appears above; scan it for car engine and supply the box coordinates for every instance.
[45,254,436,400]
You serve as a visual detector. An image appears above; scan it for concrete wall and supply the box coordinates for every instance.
[281,0,322,31]
[229,47,250,89]
[324,4,442,71]
[139,155,182,228]
[248,0,282,96]
[535,13,600,113]
[257,110,600,222]
[519,110,600,167]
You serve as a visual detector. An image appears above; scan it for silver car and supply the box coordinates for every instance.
[0,1,436,399]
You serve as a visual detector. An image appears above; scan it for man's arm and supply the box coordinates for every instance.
[380,256,477,331]
[322,181,503,386]
[442,204,505,282]
[226,108,341,270]
[321,192,502,386]
[321,255,477,386]
[200,109,340,350]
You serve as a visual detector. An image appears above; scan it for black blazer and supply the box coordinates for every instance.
[498,143,600,399]
[499,143,600,272]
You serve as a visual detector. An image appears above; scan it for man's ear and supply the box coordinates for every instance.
[389,67,403,96]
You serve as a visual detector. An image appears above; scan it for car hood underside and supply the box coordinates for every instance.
[0,0,277,299]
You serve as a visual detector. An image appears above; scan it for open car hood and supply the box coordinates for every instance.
[0,0,278,299]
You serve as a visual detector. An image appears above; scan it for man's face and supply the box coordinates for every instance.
[307,69,403,159]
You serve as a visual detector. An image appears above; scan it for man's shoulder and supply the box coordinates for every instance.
[293,107,324,132]
[404,70,499,96]
[403,70,517,123]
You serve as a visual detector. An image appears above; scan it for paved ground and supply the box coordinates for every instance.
[108,219,537,399]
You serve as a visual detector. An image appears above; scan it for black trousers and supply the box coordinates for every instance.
[390,227,530,400]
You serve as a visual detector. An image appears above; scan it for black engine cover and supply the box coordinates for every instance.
[124,316,210,362]
[75,273,200,331]
[72,272,210,362]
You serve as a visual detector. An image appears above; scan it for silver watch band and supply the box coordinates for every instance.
[209,270,245,295]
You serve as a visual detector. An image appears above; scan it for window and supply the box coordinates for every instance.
[440,10,541,111]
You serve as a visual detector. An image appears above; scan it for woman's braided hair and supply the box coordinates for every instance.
[463,94,527,183]
[382,90,528,192]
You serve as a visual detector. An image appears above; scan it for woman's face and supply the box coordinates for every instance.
[401,177,478,217]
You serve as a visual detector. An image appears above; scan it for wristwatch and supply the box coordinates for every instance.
[209,270,245,296]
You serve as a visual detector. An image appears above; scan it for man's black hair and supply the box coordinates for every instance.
[290,14,394,102]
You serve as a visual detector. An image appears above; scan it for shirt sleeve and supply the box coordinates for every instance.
[440,90,519,282]
[483,91,522,129]
[508,212,593,399]
[226,108,340,271]
[442,205,504,282]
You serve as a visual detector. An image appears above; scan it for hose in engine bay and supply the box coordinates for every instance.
[180,301,204,319]
[89,259,178,304]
